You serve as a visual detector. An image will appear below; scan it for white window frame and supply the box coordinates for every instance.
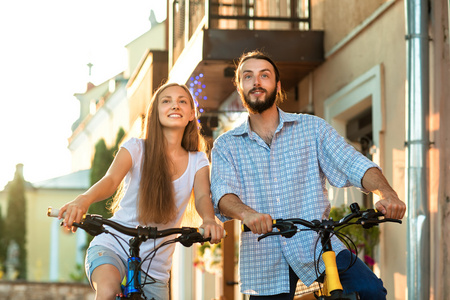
[323,64,385,207]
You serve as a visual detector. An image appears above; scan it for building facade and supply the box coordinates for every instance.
[161,1,449,299]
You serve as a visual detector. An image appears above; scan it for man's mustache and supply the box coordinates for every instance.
[249,87,267,94]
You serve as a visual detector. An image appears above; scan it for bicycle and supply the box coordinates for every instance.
[47,207,213,300]
[242,202,402,300]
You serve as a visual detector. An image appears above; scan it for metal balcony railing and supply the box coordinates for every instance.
[171,0,311,66]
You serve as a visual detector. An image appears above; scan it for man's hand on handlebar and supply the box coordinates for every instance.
[374,193,406,220]
[361,167,406,220]
[243,212,273,235]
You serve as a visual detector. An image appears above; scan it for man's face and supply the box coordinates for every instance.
[238,58,280,114]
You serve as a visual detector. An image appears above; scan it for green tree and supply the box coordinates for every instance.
[88,128,125,216]
[88,139,113,218]
[0,206,6,276]
[4,164,27,279]
[86,128,125,244]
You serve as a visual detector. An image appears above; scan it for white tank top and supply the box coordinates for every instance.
[89,137,209,282]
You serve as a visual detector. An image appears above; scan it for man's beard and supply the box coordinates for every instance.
[241,87,277,114]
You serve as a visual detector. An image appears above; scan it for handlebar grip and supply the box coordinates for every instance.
[47,207,65,218]
[241,224,251,232]
[241,220,277,232]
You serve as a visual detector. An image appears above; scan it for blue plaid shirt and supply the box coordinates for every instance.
[211,109,378,295]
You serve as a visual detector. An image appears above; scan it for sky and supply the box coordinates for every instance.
[0,1,166,189]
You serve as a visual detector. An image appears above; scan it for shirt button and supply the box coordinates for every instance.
[283,241,287,246]
[276,198,280,203]
[274,178,278,182]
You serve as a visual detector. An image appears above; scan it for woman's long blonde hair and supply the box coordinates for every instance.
[110,83,206,224]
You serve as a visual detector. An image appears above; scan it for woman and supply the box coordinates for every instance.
[58,83,224,300]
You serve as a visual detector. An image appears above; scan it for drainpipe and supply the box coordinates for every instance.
[405,0,430,299]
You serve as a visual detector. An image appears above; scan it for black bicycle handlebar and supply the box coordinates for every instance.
[242,202,402,241]
[47,207,212,246]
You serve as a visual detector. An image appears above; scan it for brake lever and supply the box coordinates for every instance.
[359,219,381,229]
[257,231,282,242]
[279,229,298,239]
[383,218,402,224]
[178,232,210,247]
[76,215,107,236]
[256,228,298,242]
[359,218,402,229]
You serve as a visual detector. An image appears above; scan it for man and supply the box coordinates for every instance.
[210,50,406,299]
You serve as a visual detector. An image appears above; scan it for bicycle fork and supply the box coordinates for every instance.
[315,230,359,300]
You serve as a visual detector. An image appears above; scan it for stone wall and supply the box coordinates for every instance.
[0,281,95,300]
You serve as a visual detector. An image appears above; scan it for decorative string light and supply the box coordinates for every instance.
[188,73,207,124]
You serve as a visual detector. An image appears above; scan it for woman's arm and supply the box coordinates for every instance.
[59,148,133,232]
[193,166,225,243]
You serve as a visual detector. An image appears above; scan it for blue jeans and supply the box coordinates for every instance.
[249,249,387,300]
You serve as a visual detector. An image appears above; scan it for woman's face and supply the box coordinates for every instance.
[158,85,195,129]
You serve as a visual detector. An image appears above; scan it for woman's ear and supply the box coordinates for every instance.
[189,109,195,122]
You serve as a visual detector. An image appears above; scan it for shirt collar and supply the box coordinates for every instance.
[231,107,297,136]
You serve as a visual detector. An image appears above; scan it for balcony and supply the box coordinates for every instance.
[168,0,323,113]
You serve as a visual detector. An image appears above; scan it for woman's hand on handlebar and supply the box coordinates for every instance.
[58,195,91,233]
[243,212,273,235]
[200,219,225,244]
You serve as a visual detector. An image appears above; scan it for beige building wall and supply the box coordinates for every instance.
[282,0,450,298]
[294,1,408,298]
[429,1,450,298]
[0,175,88,283]
[125,21,167,79]
[26,187,87,282]
[68,81,129,172]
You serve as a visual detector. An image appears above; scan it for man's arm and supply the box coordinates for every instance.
[362,167,406,219]
[218,193,273,234]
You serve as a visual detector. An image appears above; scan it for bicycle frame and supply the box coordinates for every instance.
[122,235,145,298]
